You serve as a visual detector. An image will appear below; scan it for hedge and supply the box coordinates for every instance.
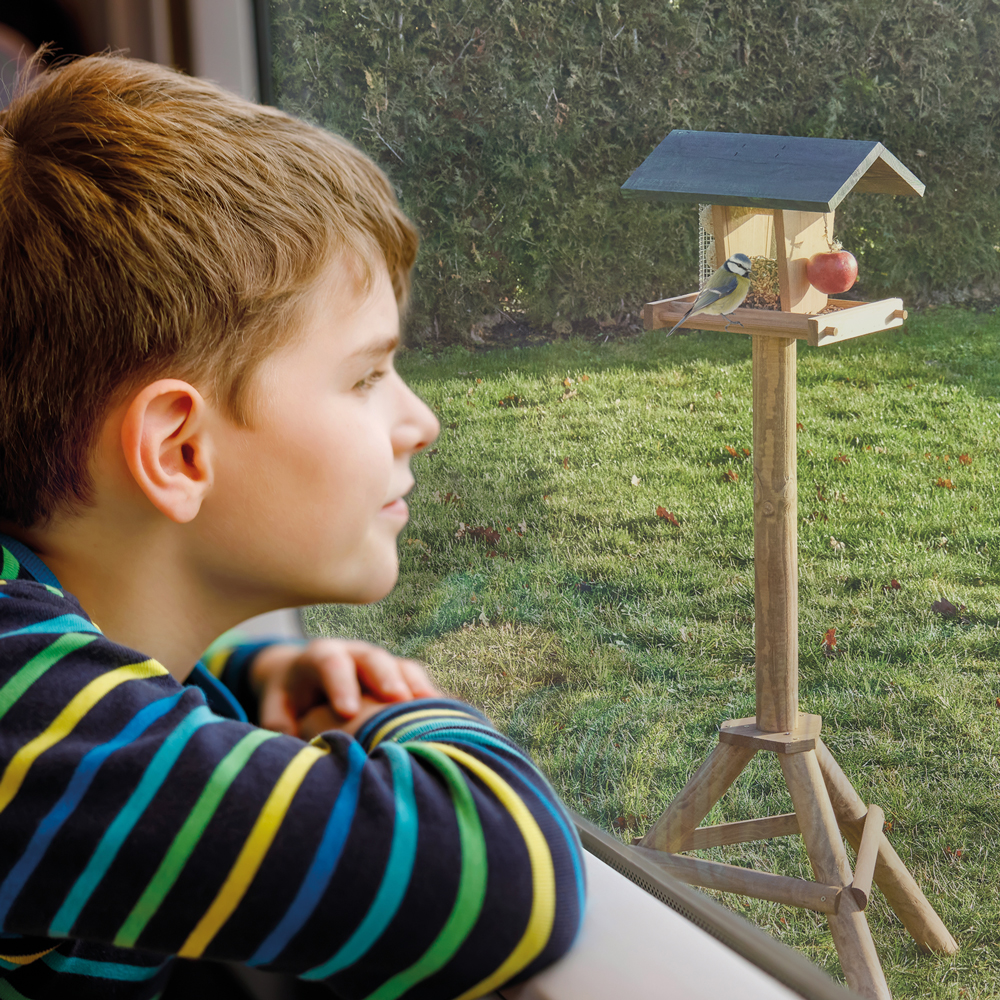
[269,0,1000,341]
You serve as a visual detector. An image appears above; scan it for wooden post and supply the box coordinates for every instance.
[851,804,884,909]
[641,743,755,853]
[780,752,891,1000]
[632,846,842,914]
[752,335,798,732]
[816,740,959,954]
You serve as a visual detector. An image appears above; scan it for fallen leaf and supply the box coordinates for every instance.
[931,598,965,619]
[563,377,573,387]
[611,814,642,833]
[796,422,805,431]
[580,373,591,382]
[882,578,901,593]
[959,453,971,465]
[656,507,680,527]
[469,526,501,545]
[822,627,837,656]
[936,478,954,489]
[563,456,569,469]
[742,448,750,457]
[631,475,640,486]
[724,444,738,457]
[835,453,850,464]
[723,469,739,483]
[715,391,722,399]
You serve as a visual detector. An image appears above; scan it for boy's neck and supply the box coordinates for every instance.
[5,516,261,683]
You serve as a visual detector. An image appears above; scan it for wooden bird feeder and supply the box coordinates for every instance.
[621,131,957,1000]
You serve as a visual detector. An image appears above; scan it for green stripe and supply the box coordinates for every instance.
[0,634,99,723]
[365,744,487,1000]
[114,728,280,947]
[0,976,31,1000]
[0,549,19,582]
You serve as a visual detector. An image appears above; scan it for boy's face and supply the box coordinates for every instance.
[199,261,439,608]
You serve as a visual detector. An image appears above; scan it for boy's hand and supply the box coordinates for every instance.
[249,638,440,738]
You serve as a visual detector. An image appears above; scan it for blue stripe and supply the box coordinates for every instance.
[248,740,367,965]
[0,535,61,587]
[49,704,222,936]
[0,692,184,928]
[0,615,101,638]
[354,701,488,746]
[412,726,587,910]
[186,662,247,723]
[302,742,418,979]
[41,951,167,981]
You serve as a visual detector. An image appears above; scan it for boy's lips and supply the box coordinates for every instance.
[380,498,409,519]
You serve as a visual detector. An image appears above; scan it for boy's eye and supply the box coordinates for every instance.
[353,369,387,391]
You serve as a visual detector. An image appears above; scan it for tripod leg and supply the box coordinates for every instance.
[641,743,755,852]
[816,739,958,955]
[781,751,891,1000]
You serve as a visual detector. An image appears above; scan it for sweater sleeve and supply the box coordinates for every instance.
[0,583,585,998]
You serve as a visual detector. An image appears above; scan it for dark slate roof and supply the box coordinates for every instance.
[621,130,924,212]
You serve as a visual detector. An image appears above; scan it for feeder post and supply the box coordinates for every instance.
[752,334,799,732]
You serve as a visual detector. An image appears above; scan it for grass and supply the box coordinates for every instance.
[303,306,1000,999]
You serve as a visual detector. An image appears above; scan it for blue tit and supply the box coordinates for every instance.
[666,253,752,337]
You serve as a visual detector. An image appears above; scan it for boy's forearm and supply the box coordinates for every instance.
[0,622,585,997]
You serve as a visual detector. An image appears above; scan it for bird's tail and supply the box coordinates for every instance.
[665,314,687,337]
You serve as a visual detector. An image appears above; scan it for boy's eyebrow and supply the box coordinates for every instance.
[348,334,400,363]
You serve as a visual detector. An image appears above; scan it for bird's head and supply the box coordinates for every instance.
[724,253,752,278]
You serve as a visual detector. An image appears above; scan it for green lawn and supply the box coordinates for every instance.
[304,306,1000,999]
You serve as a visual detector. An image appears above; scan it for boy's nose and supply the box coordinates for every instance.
[395,381,440,455]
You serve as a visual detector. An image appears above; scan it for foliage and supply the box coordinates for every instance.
[269,1,1000,341]
[303,307,1000,995]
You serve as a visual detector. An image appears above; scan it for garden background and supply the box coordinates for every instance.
[268,3,1000,997]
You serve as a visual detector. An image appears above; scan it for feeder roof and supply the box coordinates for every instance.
[621,130,925,212]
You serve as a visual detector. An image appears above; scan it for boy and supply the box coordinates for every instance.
[0,54,584,999]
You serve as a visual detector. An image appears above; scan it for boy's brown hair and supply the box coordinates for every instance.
[0,54,418,528]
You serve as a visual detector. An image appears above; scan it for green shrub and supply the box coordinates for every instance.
[269,0,1000,341]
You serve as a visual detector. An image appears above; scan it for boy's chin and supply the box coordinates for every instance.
[310,563,399,607]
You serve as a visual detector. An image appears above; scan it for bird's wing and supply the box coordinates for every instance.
[691,276,739,311]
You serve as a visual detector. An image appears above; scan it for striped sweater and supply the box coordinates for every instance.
[0,535,585,999]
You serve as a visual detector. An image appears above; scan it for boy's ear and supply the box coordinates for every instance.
[119,380,213,524]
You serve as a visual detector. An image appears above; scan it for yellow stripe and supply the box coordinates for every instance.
[368,708,475,749]
[178,744,327,957]
[0,947,57,965]
[426,744,557,1000]
[205,648,231,679]
[0,660,167,817]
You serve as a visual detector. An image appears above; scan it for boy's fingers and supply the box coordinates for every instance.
[303,642,363,716]
[258,685,298,736]
[346,642,412,701]
[398,658,440,697]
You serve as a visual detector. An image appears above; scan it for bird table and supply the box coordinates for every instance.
[620,132,957,1000]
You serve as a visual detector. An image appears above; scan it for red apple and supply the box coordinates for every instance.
[806,251,858,294]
